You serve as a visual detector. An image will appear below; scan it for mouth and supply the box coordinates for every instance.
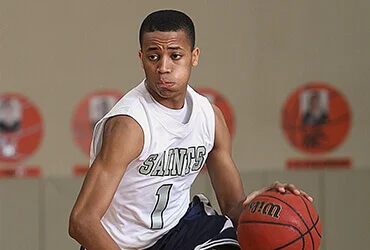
[158,80,175,87]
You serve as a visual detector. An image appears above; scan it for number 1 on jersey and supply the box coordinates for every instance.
[151,184,173,229]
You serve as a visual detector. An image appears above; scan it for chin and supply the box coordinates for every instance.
[157,90,175,99]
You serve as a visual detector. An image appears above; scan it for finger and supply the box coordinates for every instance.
[243,190,258,206]
[273,181,282,187]
[259,186,270,193]
[278,186,286,193]
[243,197,252,206]
[286,184,300,195]
[243,187,270,206]
[300,190,314,202]
[274,182,286,193]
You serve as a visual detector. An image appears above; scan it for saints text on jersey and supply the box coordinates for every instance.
[139,146,207,176]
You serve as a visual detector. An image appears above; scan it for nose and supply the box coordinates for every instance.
[157,57,171,74]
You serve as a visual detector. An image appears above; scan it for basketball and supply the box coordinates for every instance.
[237,188,322,250]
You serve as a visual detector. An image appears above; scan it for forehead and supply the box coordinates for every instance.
[141,30,191,50]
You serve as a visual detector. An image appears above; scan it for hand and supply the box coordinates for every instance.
[243,181,314,206]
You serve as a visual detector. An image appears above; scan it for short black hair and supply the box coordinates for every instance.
[139,10,195,50]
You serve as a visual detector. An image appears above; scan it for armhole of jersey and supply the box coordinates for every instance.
[118,105,149,161]
[89,106,149,167]
[209,102,216,150]
[89,118,106,167]
[118,113,148,161]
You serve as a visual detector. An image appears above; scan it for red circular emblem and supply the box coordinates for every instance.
[0,93,44,164]
[281,82,351,154]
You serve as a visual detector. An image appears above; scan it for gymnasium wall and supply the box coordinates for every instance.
[1,1,370,250]
[1,0,369,175]
[1,170,370,250]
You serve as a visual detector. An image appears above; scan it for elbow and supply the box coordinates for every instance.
[69,210,101,240]
[69,211,89,240]
[68,212,80,240]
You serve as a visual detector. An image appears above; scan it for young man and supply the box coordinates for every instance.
[69,10,313,250]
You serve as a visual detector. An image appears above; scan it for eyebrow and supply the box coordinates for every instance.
[168,46,183,50]
[145,45,184,52]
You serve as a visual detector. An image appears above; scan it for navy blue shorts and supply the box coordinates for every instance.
[80,195,240,250]
[146,194,240,250]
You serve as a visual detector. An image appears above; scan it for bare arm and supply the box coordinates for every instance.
[69,115,144,250]
[206,105,246,227]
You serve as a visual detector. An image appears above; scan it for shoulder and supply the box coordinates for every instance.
[211,104,222,116]
[94,115,144,169]
[211,104,227,125]
[104,115,143,134]
[211,103,231,145]
[101,115,144,156]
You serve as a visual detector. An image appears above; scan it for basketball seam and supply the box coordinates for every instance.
[239,220,305,250]
[258,194,315,249]
[300,196,322,238]
[274,215,321,249]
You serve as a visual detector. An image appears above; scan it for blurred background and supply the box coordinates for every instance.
[0,0,369,249]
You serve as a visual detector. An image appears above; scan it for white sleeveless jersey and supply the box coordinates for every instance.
[90,80,215,249]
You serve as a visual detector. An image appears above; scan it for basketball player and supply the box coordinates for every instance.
[69,10,313,250]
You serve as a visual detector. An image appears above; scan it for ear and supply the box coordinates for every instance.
[191,47,200,66]
[138,50,144,69]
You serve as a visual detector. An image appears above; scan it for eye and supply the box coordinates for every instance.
[171,53,182,60]
[148,55,159,61]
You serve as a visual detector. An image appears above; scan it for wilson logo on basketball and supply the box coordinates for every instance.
[246,201,282,219]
